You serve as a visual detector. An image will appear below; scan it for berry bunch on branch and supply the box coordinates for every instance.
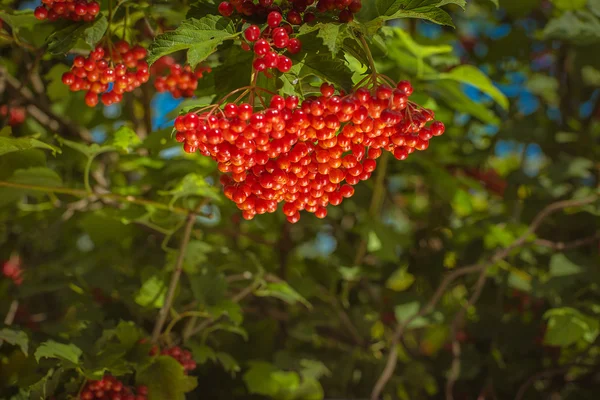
[79,376,148,400]
[218,0,362,23]
[34,0,100,22]
[173,73,445,223]
[61,41,149,107]
[152,56,212,99]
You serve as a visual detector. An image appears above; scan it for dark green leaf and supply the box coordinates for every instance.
[543,10,600,45]
[34,341,82,367]
[255,281,312,308]
[0,136,60,156]
[136,356,198,400]
[147,15,237,66]
[543,308,599,346]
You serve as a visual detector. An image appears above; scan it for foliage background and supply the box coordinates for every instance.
[0,0,600,399]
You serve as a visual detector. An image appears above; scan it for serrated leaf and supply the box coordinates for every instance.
[255,281,312,309]
[34,341,82,367]
[428,65,509,110]
[291,31,354,91]
[136,356,198,400]
[147,16,237,66]
[215,352,240,374]
[438,0,466,8]
[299,23,350,57]
[208,300,243,325]
[189,343,217,364]
[0,328,28,355]
[46,16,108,54]
[363,0,455,34]
[110,126,141,153]
[0,136,61,156]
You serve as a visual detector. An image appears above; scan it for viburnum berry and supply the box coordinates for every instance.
[172,76,444,223]
[244,25,261,42]
[34,0,100,22]
[62,41,149,107]
[267,11,283,27]
[0,105,26,126]
[2,255,23,285]
[218,1,234,17]
[79,375,147,400]
[152,56,211,98]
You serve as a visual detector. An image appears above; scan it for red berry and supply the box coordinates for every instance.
[34,6,48,20]
[244,25,261,42]
[267,11,282,28]
[218,1,234,17]
[277,56,292,72]
[254,39,270,55]
[286,38,302,54]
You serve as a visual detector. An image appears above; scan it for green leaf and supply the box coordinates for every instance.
[255,281,312,309]
[549,254,584,277]
[0,328,28,355]
[551,0,587,10]
[215,352,241,374]
[189,343,217,364]
[136,356,198,400]
[34,341,82,367]
[386,266,416,291]
[135,275,167,308]
[291,31,355,91]
[208,300,243,325]
[174,240,213,273]
[28,368,64,400]
[46,15,108,54]
[44,64,71,103]
[147,15,237,66]
[389,27,453,58]
[394,301,434,329]
[590,0,600,17]
[0,10,38,30]
[0,166,63,207]
[363,0,456,34]
[543,307,599,346]
[428,65,509,110]
[189,268,227,306]
[438,0,466,8]
[110,126,141,153]
[299,23,351,57]
[243,361,280,396]
[0,136,60,156]
[543,10,600,45]
[159,173,222,204]
[56,136,113,158]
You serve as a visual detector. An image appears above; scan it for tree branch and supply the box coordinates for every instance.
[534,232,600,251]
[0,181,197,216]
[151,212,197,343]
[0,67,91,141]
[370,196,598,400]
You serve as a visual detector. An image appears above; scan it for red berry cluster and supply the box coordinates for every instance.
[79,376,148,400]
[61,41,149,107]
[141,340,197,374]
[152,56,212,98]
[160,346,197,373]
[34,0,100,22]
[243,13,300,74]
[173,80,445,223]
[218,0,361,23]
[2,255,23,285]
[0,105,26,126]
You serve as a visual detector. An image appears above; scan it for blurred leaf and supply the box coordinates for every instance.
[428,65,509,110]
[243,361,280,396]
[395,301,434,329]
[136,356,198,400]
[28,368,63,400]
[207,300,243,325]
[386,266,416,292]
[255,281,312,308]
[543,307,599,346]
[549,254,584,277]
[215,352,241,374]
[543,10,600,45]
[34,341,81,367]
[135,275,167,308]
[0,328,28,355]
[550,0,587,10]
[189,343,217,364]
[389,27,453,58]
[189,268,227,306]
[158,173,222,204]
[0,136,60,157]
[451,190,473,217]
[110,126,141,153]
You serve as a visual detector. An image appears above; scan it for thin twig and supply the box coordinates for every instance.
[0,300,20,349]
[534,232,600,251]
[446,268,488,400]
[370,196,598,400]
[151,212,197,343]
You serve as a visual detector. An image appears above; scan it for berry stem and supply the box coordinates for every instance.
[163,310,211,343]
[83,157,94,193]
[358,34,377,84]
[151,210,198,343]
